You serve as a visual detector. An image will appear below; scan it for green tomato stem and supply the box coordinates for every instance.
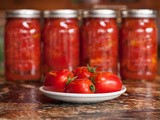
[87,64,97,73]
[90,84,95,93]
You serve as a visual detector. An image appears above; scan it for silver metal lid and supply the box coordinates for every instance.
[6,9,41,18]
[43,9,78,18]
[82,9,117,18]
[121,9,157,18]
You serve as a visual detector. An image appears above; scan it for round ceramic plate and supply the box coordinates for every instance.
[39,86,126,103]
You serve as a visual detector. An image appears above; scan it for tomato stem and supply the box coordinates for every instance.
[87,64,97,73]
[66,76,77,85]
[90,84,95,93]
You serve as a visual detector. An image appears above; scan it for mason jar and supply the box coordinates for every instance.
[5,9,41,81]
[43,9,79,74]
[81,9,118,74]
[120,9,158,80]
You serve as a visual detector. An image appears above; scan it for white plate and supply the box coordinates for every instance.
[39,86,126,103]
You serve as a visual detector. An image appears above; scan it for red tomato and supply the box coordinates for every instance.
[73,65,96,79]
[44,69,73,92]
[66,78,95,94]
[92,72,122,93]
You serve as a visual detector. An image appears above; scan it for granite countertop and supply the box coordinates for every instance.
[0,76,160,119]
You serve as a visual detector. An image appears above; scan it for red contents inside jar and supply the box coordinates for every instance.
[5,10,41,81]
[120,13,158,80]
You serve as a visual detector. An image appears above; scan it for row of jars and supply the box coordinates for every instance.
[4,9,158,81]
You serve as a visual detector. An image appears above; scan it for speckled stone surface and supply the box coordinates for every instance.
[0,76,160,120]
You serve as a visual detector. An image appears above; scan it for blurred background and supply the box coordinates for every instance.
[0,0,159,10]
[0,0,160,76]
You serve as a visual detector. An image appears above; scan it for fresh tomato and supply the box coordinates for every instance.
[44,69,73,92]
[91,72,122,93]
[73,65,96,79]
[66,78,95,94]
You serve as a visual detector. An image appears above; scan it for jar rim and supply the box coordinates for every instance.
[82,9,117,18]
[43,9,78,18]
[121,9,157,18]
[6,9,41,18]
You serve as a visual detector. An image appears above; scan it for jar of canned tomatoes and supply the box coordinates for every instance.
[5,9,41,81]
[43,9,79,73]
[81,9,118,74]
[120,9,158,80]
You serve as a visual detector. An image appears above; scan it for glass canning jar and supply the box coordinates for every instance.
[5,9,41,81]
[120,9,158,80]
[43,9,79,74]
[81,9,118,74]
